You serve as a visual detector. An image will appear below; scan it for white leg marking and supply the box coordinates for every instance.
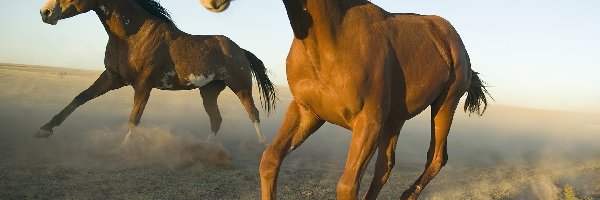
[206,132,217,142]
[121,129,134,147]
[253,121,265,147]
[34,128,53,138]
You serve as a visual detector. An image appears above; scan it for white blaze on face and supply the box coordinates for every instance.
[187,73,215,87]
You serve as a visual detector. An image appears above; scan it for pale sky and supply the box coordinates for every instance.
[1,0,599,113]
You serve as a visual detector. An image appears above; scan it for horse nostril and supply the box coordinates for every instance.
[42,9,51,17]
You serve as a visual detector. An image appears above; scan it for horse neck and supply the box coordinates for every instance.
[283,0,369,63]
[284,0,341,43]
[94,0,172,40]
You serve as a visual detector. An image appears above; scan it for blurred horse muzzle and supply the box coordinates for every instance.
[40,0,61,25]
[200,0,231,13]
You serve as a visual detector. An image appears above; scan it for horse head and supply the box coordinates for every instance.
[40,0,98,25]
[199,0,231,13]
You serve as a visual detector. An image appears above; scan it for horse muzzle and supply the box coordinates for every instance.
[40,1,61,25]
[200,0,231,13]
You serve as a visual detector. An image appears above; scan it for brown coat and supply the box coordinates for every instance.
[37,0,277,148]
[202,0,490,199]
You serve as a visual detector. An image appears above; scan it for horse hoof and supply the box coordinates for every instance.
[206,133,219,143]
[34,128,53,138]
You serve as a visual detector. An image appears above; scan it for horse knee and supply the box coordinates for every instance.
[236,90,260,122]
[430,155,447,174]
[336,178,358,198]
[248,106,260,122]
[435,149,448,167]
[260,146,282,179]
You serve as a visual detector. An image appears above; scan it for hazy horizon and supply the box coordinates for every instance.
[1,0,599,113]
[2,62,598,116]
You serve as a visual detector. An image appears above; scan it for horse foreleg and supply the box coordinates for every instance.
[362,122,403,200]
[199,81,226,142]
[36,71,125,138]
[118,83,152,149]
[401,97,459,200]
[260,100,324,200]
[337,113,382,200]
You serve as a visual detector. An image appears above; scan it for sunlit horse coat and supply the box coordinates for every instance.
[201,0,490,199]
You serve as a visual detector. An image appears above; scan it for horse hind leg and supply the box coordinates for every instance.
[199,81,226,142]
[401,94,461,200]
[232,87,266,147]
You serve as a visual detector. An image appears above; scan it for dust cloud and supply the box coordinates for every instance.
[81,126,233,168]
[0,64,599,199]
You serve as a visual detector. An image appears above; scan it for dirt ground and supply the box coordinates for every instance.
[1,64,599,199]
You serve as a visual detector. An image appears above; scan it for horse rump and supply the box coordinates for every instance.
[242,49,277,115]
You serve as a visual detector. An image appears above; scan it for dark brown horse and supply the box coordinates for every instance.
[37,0,277,148]
[202,0,490,199]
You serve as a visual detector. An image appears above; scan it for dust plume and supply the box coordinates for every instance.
[81,126,232,168]
[1,64,599,199]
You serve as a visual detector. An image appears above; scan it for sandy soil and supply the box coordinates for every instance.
[1,64,599,199]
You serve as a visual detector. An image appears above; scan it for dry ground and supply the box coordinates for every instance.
[1,64,599,199]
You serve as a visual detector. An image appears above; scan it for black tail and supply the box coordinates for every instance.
[243,49,277,115]
[464,70,493,116]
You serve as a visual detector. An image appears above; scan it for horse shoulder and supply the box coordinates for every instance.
[104,39,132,78]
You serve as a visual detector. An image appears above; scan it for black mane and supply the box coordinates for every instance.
[133,0,174,24]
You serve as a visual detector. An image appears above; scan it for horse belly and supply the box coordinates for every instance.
[149,64,220,90]
[396,68,449,120]
[388,55,450,120]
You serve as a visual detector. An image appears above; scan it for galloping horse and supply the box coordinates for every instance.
[37,0,277,148]
[202,0,490,199]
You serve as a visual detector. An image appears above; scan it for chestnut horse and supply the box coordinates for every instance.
[37,0,276,148]
[202,0,490,199]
